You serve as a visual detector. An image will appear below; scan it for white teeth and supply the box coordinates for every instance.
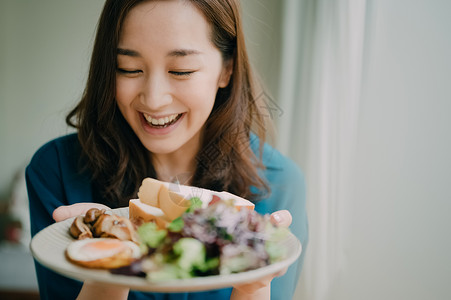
[143,113,180,126]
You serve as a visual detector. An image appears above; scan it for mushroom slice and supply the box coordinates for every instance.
[84,208,106,225]
[69,215,93,239]
[92,214,139,243]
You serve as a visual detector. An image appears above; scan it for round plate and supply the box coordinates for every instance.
[30,207,302,292]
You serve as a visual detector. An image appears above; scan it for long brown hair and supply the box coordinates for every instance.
[66,0,270,207]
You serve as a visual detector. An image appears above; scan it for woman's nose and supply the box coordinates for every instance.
[140,73,172,110]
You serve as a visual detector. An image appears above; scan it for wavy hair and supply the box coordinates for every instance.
[66,0,270,207]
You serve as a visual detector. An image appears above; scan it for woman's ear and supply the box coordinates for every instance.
[218,59,233,88]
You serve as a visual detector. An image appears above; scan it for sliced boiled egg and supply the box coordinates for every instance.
[66,238,141,269]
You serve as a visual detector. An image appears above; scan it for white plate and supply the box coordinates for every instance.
[30,208,302,293]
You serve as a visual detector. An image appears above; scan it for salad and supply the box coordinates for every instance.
[111,199,289,280]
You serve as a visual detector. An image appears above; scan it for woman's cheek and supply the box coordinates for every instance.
[174,76,219,108]
[115,77,140,106]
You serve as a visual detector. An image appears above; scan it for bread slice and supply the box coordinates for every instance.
[137,178,161,207]
[129,199,170,229]
[158,185,191,221]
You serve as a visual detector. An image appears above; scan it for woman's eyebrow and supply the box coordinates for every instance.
[167,49,202,57]
[117,48,141,57]
[116,48,202,57]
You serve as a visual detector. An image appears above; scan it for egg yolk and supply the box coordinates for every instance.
[82,239,126,253]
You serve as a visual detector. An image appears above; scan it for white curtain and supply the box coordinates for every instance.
[276,0,367,299]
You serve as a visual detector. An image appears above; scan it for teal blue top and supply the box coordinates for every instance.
[26,133,308,300]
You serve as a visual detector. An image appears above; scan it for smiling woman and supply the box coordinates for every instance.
[24,1,308,300]
[66,0,269,204]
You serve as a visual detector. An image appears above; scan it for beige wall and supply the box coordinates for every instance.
[0,0,105,196]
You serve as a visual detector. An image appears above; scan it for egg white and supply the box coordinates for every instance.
[66,238,141,262]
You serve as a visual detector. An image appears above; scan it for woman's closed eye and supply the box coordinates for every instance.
[168,70,195,77]
[117,68,142,75]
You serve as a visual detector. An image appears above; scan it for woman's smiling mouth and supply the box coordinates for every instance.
[142,113,183,128]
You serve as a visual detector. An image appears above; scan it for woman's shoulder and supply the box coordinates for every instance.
[26,132,93,207]
[250,134,307,225]
[29,133,80,169]
[250,134,304,183]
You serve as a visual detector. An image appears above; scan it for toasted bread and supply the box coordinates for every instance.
[129,199,170,229]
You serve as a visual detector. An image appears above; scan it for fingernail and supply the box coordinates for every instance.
[272,213,282,224]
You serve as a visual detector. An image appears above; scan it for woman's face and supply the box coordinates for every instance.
[116,0,231,158]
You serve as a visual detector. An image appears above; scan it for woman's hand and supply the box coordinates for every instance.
[76,281,129,300]
[53,203,130,300]
[230,209,293,300]
[52,203,111,222]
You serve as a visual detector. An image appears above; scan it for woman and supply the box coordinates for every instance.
[26,0,308,299]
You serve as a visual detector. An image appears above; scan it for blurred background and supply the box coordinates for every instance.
[1,0,450,299]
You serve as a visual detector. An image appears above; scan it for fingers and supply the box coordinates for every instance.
[232,268,287,296]
[233,273,272,294]
[270,210,292,228]
[52,203,111,222]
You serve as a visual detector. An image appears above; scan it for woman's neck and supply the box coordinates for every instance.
[150,134,202,185]
[154,160,195,185]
